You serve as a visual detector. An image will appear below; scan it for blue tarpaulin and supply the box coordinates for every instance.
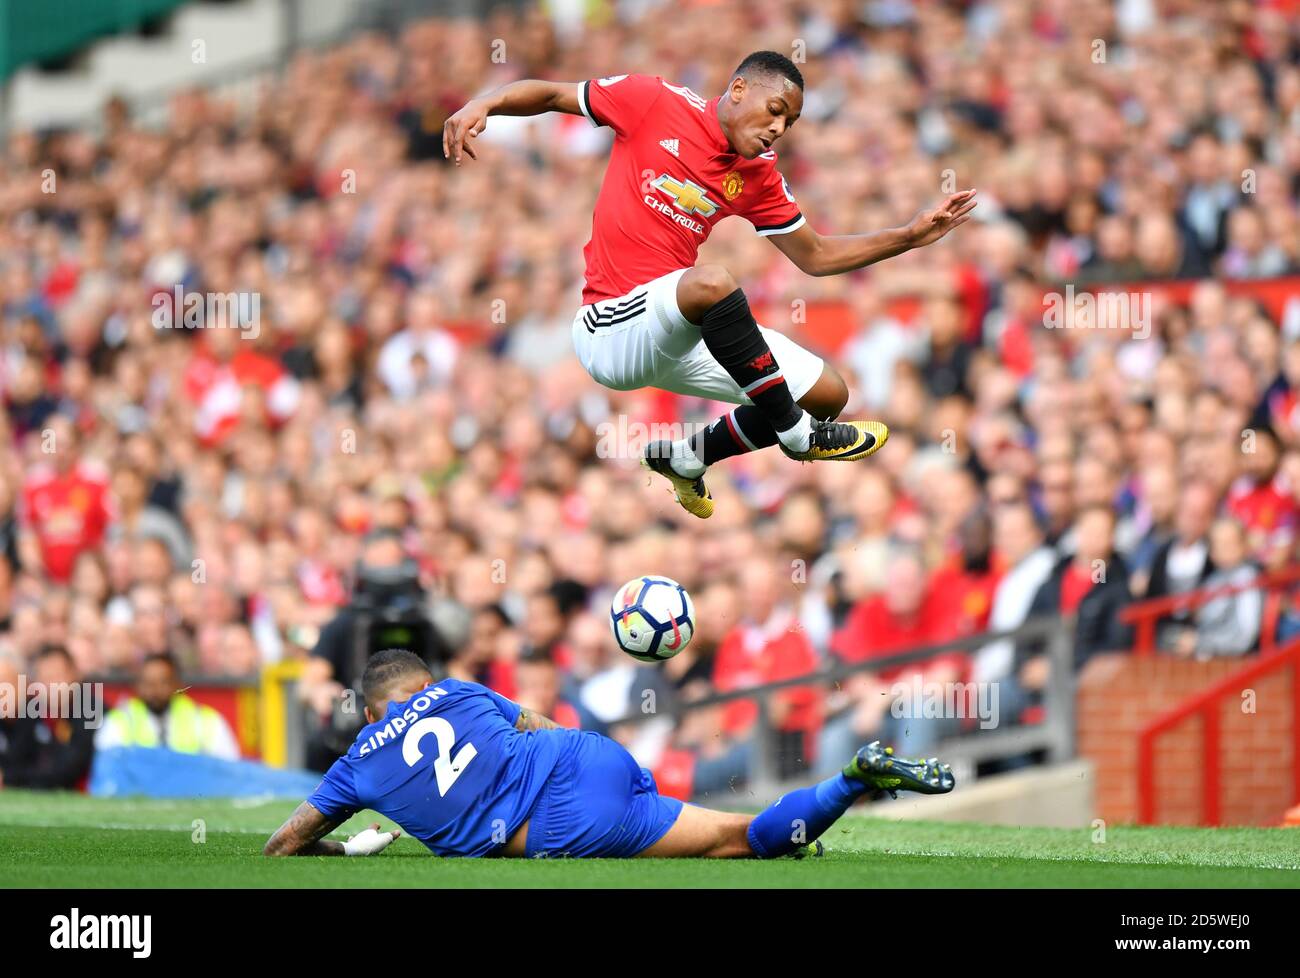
[89,747,323,799]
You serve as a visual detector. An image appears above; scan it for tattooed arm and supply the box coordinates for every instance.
[516,707,561,732]
[264,801,400,857]
[264,801,348,856]
[264,800,400,861]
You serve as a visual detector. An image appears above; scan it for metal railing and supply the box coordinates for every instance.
[1120,565,1300,657]
[606,616,1077,803]
[1136,638,1300,826]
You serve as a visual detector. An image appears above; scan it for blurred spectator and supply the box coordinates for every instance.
[1146,479,1218,646]
[927,507,1001,637]
[448,603,518,693]
[1015,506,1133,710]
[96,653,240,758]
[1226,427,1297,565]
[973,502,1055,684]
[1127,464,1180,596]
[0,646,94,789]
[1179,519,1263,659]
[821,548,964,771]
[18,419,109,583]
[713,560,820,778]
[514,652,581,729]
[105,463,190,571]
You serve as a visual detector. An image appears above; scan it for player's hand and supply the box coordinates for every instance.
[342,823,401,857]
[905,189,978,248]
[443,99,490,165]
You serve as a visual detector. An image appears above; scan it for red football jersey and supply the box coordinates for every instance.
[577,73,805,304]
[21,465,110,582]
[830,589,968,682]
[712,616,821,738]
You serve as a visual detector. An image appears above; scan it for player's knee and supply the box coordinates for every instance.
[683,264,740,321]
[801,366,849,420]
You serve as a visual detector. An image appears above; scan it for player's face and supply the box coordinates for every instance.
[138,661,177,713]
[728,76,802,159]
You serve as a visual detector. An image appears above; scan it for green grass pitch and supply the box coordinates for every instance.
[0,790,1296,888]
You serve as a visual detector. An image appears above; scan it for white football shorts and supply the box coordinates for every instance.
[570,267,824,405]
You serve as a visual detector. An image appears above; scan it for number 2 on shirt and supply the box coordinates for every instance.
[401,717,478,796]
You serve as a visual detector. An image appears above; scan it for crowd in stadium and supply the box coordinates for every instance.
[2,0,1300,795]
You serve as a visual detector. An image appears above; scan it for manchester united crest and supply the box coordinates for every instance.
[722,170,744,201]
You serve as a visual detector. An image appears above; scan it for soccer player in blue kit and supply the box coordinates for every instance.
[264,650,954,860]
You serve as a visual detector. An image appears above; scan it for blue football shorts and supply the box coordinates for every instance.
[524,730,683,858]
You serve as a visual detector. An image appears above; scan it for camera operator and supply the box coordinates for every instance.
[300,529,457,771]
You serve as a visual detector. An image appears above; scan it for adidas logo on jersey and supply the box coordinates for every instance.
[659,138,680,157]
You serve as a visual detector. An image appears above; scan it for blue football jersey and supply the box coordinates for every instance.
[307,678,566,857]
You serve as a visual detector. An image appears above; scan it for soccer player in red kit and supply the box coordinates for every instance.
[443,52,976,518]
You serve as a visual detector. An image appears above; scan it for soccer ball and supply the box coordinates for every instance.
[609,575,695,662]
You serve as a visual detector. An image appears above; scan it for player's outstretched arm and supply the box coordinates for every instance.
[770,189,978,277]
[443,80,583,165]
[263,801,399,857]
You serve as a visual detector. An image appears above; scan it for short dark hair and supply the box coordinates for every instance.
[476,603,511,628]
[361,649,432,714]
[34,644,75,668]
[141,652,179,674]
[734,51,804,92]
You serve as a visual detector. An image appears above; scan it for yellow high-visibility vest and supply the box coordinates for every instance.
[105,694,223,754]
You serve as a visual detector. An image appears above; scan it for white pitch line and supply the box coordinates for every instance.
[0,820,278,835]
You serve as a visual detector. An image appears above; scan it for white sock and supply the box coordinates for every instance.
[775,411,813,453]
[667,439,706,479]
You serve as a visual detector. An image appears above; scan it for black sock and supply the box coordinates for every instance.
[689,406,778,466]
[700,289,803,434]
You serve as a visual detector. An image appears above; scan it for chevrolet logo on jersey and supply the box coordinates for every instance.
[650,175,718,217]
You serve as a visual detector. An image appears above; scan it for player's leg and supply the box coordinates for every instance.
[645,321,885,506]
[573,269,880,519]
[672,266,885,462]
[679,362,848,475]
[634,804,756,858]
[572,274,718,517]
[675,264,814,455]
[801,364,850,420]
[636,774,866,859]
[641,740,957,860]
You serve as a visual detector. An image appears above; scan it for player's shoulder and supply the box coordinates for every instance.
[589,71,665,99]
[429,675,474,696]
[593,71,661,86]
[418,676,499,706]
[593,72,711,111]
[736,150,797,202]
[743,144,784,169]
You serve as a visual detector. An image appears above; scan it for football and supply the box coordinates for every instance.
[609,575,695,662]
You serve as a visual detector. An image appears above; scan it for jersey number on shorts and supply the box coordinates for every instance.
[401,717,478,797]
